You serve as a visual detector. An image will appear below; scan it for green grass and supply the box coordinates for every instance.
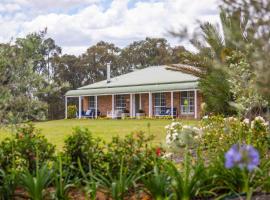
[0,119,198,150]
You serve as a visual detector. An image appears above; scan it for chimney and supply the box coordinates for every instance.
[107,62,111,83]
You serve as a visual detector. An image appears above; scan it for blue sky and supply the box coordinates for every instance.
[0,0,220,55]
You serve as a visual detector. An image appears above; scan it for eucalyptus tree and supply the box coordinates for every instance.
[222,0,270,103]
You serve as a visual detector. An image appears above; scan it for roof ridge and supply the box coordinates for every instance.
[77,80,198,90]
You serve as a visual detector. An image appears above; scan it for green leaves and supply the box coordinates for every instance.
[19,165,52,200]
[143,163,171,199]
[91,158,143,200]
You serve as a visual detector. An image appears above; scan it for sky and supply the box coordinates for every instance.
[0,0,220,55]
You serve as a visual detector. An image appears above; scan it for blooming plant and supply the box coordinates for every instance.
[165,122,202,150]
[251,116,269,131]
[225,144,260,200]
[225,144,259,172]
[199,115,270,160]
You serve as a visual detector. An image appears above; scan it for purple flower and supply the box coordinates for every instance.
[225,144,260,171]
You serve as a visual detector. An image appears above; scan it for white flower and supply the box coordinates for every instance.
[227,117,237,122]
[171,122,178,127]
[182,125,191,129]
[162,152,173,159]
[202,115,208,119]
[254,116,265,123]
[243,118,250,125]
[172,132,178,141]
[164,125,170,129]
[166,134,172,145]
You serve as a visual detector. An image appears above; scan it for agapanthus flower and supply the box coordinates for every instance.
[225,144,259,171]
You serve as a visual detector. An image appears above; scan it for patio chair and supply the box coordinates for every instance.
[81,109,100,118]
[107,109,122,119]
[164,107,177,117]
[155,107,177,118]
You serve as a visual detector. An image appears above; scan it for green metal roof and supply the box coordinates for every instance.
[66,65,199,97]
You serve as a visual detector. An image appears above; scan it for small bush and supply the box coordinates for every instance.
[0,123,55,173]
[105,131,157,177]
[63,127,105,179]
[67,105,77,119]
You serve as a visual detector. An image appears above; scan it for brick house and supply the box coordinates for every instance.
[65,65,202,119]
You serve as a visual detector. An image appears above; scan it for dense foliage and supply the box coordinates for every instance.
[67,105,77,119]
[0,116,269,199]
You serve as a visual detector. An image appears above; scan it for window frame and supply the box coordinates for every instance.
[88,96,96,110]
[115,95,126,111]
[180,91,195,115]
[154,93,166,115]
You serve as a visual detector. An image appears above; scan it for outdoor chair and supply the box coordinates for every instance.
[78,109,100,118]
[107,109,123,119]
[155,107,177,117]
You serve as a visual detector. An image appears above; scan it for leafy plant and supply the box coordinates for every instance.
[15,123,56,172]
[93,158,143,200]
[105,131,156,177]
[78,159,98,200]
[52,155,74,200]
[0,168,17,200]
[0,124,55,173]
[143,162,171,200]
[67,105,77,119]
[209,153,257,199]
[166,149,213,200]
[19,165,52,200]
[63,127,105,179]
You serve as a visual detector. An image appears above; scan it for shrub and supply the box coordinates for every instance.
[199,115,270,160]
[0,123,55,173]
[105,131,157,177]
[63,127,105,179]
[15,123,56,172]
[67,105,77,119]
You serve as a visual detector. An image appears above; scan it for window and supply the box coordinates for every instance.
[180,91,194,114]
[154,93,166,115]
[116,95,126,111]
[88,96,96,109]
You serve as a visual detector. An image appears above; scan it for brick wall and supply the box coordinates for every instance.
[97,95,112,116]
[82,97,88,112]
[141,93,149,114]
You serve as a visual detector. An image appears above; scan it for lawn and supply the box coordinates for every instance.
[0,119,198,150]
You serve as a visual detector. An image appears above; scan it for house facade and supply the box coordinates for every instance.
[65,65,202,119]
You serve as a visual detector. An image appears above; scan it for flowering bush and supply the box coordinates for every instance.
[199,115,270,159]
[0,123,55,173]
[165,121,202,149]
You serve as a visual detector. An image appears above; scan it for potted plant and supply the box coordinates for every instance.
[121,109,130,119]
[136,109,145,119]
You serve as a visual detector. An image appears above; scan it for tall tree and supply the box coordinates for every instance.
[0,37,48,124]
[120,37,173,72]
[80,41,121,83]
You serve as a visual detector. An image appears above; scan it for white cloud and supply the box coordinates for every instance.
[0,0,220,55]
